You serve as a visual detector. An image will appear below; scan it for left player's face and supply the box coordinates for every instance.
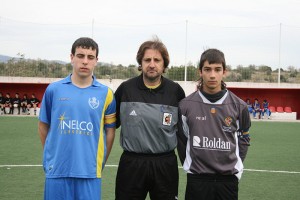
[71,47,98,79]
[199,61,226,94]
[141,49,165,85]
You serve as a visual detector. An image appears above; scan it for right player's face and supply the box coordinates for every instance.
[199,61,226,94]
[70,47,98,79]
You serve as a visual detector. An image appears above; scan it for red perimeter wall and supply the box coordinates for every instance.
[1,83,300,119]
[229,87,300,119]
[0,83,48,107]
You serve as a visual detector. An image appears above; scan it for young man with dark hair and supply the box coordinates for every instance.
[21,94,29,113]
[3,93,13,114]
[38,37,116,200]
[177,48,251,200]
[245,98,253,114]
[252,98,261,119]
[12,93,21,115]
[261,99,271,119]
[27,93,40,115]
[114,37,185,200]
[0,92,4,115]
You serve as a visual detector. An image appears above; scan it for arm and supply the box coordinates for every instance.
[105,127,116,162]
[238,107,251,162]
[176,108,188,165]
[114,84,123,129]
[38,121,49,149]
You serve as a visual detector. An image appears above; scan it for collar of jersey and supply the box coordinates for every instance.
[137,74,164,91]
[62,74,102,87]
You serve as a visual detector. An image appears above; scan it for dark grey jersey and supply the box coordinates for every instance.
[178,90,251,179]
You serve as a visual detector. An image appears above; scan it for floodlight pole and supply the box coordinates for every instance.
[278,23,281,85]
[184,20,188,83]
[92,19,94,39]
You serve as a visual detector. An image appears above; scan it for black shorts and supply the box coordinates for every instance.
[115,151,179,200]
[185,173,239,200]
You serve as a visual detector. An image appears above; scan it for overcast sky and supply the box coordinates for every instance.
[1,0,300,69]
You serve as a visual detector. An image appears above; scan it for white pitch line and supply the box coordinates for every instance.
[244,169,300,174]
[0,165,42,167]
[1,165,300,174]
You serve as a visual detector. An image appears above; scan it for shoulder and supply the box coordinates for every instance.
[163,78,185,94]
[227,90,247,107]
[121,76,139,87]
[124,76,139,86]
[48,77,68,87]
[115,76,139,93]
[163,77,181,88]
[180,91,199,106]
[45,80,63,92]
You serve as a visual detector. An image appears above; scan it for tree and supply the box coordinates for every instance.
[287,66,298,78]
[236,65,252,80]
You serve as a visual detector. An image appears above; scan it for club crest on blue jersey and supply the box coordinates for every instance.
[88,97,100,109]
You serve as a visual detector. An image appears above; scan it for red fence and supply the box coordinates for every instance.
[1,83,299,119]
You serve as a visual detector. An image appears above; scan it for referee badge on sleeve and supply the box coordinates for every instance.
[162,113,172,126]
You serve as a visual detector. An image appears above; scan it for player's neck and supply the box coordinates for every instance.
[71,74,93,88]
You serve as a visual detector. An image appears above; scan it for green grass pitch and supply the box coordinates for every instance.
[0,116,299,199]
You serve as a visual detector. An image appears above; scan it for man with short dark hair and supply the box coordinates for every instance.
[3,93,13,114]
[12,93,21,115]
[21,94,29,113]
[27,93,40,115]
[38,37,116,200]
[0,92,4,115]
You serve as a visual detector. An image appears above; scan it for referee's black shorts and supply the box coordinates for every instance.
[185,173,239,200]
[115,150,179,200]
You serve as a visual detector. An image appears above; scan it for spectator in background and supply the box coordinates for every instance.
[0,92,4,115]
[12,93,21,115]
[246,98,253,114]
[27,93,40,115]
[0,92,5,115]
[252,98,261,119]
[21,94,29,113]
[261,99,271,119]
[4,93,13,114]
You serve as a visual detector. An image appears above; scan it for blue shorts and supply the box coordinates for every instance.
[44,177,101,200]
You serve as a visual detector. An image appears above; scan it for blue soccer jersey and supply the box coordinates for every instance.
[39,75,116,178]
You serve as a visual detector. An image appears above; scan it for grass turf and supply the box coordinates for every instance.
[0,116,299,199]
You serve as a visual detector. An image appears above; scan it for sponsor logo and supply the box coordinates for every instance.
[210,107,216,114]
[129,110,137,116]
[193,136,230,151]
[162,113,172,126]
[222,126,232,133]
[58,113,94,136]
[196,116,206,121]
[59,97,70,101]
[88,97,100,109]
